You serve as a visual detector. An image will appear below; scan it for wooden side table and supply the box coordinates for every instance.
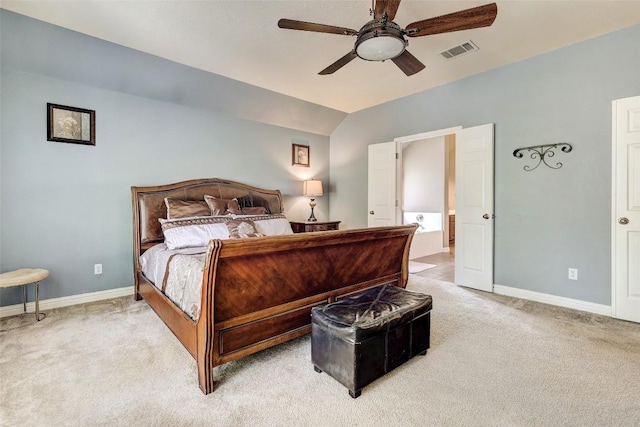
[0,268,49,322]
[290,220,341,233]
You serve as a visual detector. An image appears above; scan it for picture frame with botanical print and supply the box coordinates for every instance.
[292,142,310,167]
[47,103,96,146]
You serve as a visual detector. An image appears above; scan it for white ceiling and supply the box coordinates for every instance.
[3,1,640,113]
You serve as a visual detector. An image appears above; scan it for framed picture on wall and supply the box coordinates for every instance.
[292,142,310,167]
[47,103,96,146]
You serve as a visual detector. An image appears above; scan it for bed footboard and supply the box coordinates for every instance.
[196,224,417,394]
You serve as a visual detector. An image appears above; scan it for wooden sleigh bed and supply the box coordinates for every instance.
[131,178,417,394]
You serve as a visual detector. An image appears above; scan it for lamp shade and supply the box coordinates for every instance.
[303,180,323,197]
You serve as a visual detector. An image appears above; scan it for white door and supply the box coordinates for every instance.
[368,142,397,227]
[455,124,494,292]
[612,96,640,323]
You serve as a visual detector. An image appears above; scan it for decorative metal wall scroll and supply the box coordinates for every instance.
[512,143,573,171]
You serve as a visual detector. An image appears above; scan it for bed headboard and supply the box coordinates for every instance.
[131,178,284,253]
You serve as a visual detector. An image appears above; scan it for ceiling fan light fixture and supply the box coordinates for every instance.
[356,36,405,61]
[355,21,406,61]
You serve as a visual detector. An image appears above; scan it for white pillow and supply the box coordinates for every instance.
[254,217,294,236]
[159,217,230,249]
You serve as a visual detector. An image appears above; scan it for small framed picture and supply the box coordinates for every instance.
[292,143,310,167]
[47,103,95,146]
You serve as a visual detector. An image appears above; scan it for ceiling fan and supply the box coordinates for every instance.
[278,0,497,76]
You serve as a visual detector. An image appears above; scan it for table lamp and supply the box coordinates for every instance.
[303,179,323,222]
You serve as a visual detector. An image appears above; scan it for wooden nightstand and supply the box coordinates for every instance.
[290,220,341,233]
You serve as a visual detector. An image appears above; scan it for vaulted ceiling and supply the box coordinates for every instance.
[3,1,640,113]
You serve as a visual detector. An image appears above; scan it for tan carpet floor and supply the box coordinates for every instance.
[1,275,639,426]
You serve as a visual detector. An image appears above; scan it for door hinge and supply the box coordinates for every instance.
[395,153,399,159]
[395,200,398,207]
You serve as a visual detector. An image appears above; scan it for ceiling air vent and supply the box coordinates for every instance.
[440,40,479,60]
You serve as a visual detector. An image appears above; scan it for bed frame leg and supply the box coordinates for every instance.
[198,358,215,395]
[134,277,142,301]
[197,240,222,395]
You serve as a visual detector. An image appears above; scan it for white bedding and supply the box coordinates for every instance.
[140,244,206,320]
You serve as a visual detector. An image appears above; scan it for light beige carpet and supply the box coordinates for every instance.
[1,276,639,426]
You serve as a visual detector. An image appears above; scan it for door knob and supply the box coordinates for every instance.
[369,210,375,215]
[483,214,490,219]
[619,217,629,225]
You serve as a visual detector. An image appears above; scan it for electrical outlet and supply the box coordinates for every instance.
[94,264,103,275]
[568,268,578,281]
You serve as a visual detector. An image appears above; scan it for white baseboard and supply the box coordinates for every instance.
[493,284,612,317]
[0,286,135,318]
[2,283,612,320]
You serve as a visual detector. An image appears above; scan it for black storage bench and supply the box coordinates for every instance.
[311,284,432,398]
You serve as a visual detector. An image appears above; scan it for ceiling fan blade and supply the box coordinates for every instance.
[391,50,425,76]
[278,19,358,36]
[319,51,358,75]
[406,3,497,37]
[374,0,402,21]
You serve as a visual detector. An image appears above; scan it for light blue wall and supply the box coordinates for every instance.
[330,24,640,305]
[3,9,639,309]
[0,11,332,306]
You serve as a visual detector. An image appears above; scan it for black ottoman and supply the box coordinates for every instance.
[311,284,432,398]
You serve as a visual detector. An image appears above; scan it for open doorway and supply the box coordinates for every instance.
[400,134,456,282]
[369,124,494,291]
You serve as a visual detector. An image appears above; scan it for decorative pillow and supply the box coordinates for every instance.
[159,216,230,249]
[253,215,294,236]
[204,195,242,215]
[233,194,272,214]
[164,198,211,219]
[241,206,267,215]
[225,218,265,239]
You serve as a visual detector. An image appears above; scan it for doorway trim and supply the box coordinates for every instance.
[395,126,463,144]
